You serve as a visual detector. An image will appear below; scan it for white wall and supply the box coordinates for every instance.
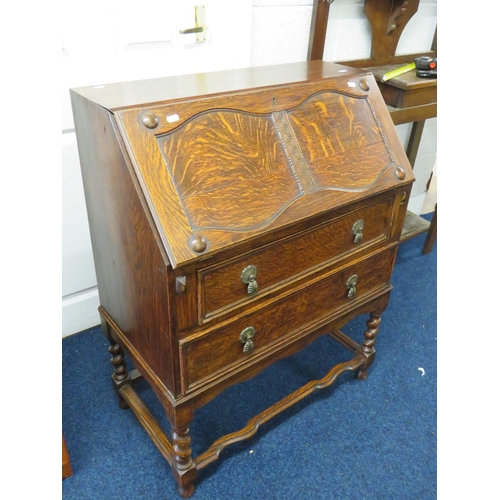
[62,1,253,337]
[62,0,437,337]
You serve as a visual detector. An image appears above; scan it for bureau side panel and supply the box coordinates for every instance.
[70,92,177,394]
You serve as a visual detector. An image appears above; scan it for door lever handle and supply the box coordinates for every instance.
[179,27,204,34]
[179,5,207,42]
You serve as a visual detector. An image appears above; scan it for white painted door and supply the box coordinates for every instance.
[62,1,253,337]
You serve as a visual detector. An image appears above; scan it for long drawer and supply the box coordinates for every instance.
[198,197,394,322]
[180,245,397,392]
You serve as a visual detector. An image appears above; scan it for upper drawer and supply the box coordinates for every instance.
[199,196,394,321]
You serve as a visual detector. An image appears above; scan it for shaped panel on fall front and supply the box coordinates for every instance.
[157,111,301,232]
[286,92,394,190]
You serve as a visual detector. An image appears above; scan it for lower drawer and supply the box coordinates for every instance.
[179,245,397,392]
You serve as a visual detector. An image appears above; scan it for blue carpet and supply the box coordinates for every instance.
[63,218,436,500]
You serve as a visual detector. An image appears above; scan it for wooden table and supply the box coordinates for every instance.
[307,0,437,254]
[365,64,437,252]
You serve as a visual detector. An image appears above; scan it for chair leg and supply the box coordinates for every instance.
[423,203,437,255]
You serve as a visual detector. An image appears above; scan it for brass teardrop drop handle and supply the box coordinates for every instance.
[346,275,358,299]
[241,265,258,294]
[352,219,364,244]
[240,326,255,354]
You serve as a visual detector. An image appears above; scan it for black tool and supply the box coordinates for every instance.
[415,56,437,79]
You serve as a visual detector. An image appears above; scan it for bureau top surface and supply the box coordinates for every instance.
[72,62,414,269]
[70,61,363,111]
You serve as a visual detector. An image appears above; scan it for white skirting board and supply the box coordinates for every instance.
[62,287,100,337]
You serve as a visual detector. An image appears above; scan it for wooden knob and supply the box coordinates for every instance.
[189,234,207,253]
[141,112,159,129]
[359,79,370,91]
[395,166,406,180]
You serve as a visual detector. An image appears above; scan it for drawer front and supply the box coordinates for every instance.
[181,246,396,392]
[199,197,394,321]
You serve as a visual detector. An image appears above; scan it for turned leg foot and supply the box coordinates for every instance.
[108,340,131,408]
[356,313,381,380]
[97,312,131,409]
[171,424,197,497]
[100,312,132,408]
[177,483,195,498]
[166,402,198,498]
[357,367,368,380]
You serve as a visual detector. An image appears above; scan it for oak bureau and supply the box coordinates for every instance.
[70,61,414,497]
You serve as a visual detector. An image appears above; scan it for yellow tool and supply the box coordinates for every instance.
[381,62,416,82]
[381,57,438,82]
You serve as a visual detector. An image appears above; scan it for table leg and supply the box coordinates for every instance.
[357,312,382,380]
[422,203,437,255]
[101,314,131,409]
[167,403,197,498]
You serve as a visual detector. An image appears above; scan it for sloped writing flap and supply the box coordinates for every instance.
[115,72,411,267]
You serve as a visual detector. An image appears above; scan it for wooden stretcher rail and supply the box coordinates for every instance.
[119,384,176,467]
[194,352,366,470]
[119,348,367,474]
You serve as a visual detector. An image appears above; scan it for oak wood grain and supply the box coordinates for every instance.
[115,72,413,268]
[71,62,413,497]
[70,94,178,394]
[70,61,361,112]
[200,197,393,319]
[181,291,393,412]
[182,246,396,391]
[158,111,301,231]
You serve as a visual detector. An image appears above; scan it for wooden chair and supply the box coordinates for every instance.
[308,0,437,254]
[63,434,72,479]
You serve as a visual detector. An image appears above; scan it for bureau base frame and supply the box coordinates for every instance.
[99,295,388,498]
